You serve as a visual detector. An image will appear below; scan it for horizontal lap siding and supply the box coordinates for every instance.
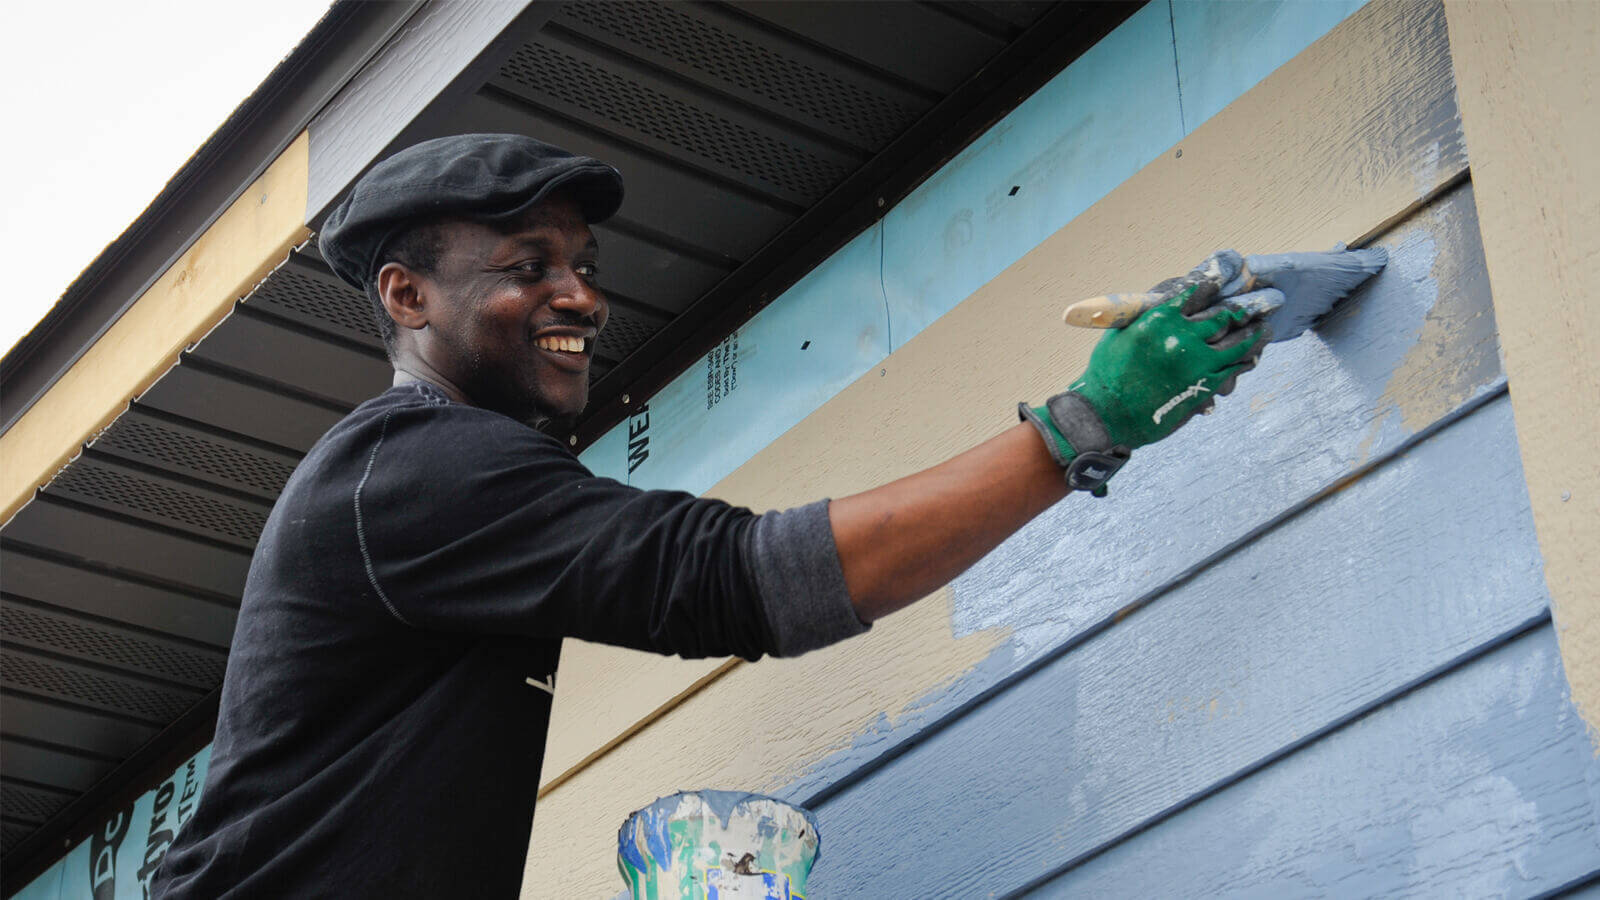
[1024,622,1600,899]
[808,394,1569,897]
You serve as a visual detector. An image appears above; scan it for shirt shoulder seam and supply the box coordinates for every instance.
[353,407,415,627]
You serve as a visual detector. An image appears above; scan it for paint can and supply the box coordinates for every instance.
[617,790,821,899]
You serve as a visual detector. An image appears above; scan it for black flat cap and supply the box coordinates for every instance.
[318,133,624,289]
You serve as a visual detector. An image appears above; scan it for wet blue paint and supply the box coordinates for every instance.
[614,798,666,873]
[950,185,1484,659]
[618,790,823,876]
[1234,246,1389,340]
[804,396,1564,897]
[1158,245,1388,342]
[1026,626,1600,898]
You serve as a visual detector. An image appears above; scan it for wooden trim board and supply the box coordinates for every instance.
[1444,0,1600,742]
[522,1,1486,893]
[0,133,312,526]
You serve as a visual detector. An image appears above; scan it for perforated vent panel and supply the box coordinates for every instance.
[246,263,381,346]
[596,305,664,363]
[0,654,197,724]
[559,2,919,148]
[1,605,225,688]
[1,782,73,825]
[1,822,32,856]
[48,463,268,546]
[96,417,297,499]
[498,42,848,200]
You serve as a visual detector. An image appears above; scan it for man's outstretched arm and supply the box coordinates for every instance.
[830,421,1067,621]
[830,278,1267,623]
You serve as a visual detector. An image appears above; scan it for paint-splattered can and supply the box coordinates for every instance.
[617,790,820,899]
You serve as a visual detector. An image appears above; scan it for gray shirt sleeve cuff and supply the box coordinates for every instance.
[743,499,870,657]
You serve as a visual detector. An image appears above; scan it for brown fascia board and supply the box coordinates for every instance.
[0,0,423,433]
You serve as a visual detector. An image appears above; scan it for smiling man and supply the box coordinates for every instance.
[374,191,604,423]
[151,134,1263,897]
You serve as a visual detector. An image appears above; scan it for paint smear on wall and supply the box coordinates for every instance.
[1365,194,1501,446]
[949,184,1496,662]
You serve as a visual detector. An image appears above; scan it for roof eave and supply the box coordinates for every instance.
[0,0,424,433]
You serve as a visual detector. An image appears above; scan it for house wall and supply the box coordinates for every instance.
[539,0,1374,801]
[524,1,1600,896]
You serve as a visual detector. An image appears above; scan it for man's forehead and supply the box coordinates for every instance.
[441,195,597,254]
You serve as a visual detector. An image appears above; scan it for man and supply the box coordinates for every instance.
[152,134,1262,897]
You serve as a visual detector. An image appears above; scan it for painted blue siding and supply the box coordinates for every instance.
[802,394,1585,897]
[1024,623,1600,898]
[773,177,1498,805]
[774,171,1600,893]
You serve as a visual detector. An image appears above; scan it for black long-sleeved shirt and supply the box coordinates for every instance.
[151,382,866,898]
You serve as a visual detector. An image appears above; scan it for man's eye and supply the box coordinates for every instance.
[576,262,599,278]
[513,261,545,276]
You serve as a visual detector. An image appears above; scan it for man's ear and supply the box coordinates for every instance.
[377,262,430,332]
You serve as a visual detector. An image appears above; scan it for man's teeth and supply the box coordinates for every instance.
[536,336,585,352]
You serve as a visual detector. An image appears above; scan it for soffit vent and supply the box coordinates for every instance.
[46,462,269,548]
[496,41,849,200]
[94,416,298,501]
[244,258,382,350]
[0,783,73,828]
[596,302,669,364]
[1,823,34,856]
[556,1,921,149]
[0,604,226,689]
[0,654,200,724]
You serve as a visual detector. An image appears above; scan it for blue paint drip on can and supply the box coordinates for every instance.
[618,790,822,898]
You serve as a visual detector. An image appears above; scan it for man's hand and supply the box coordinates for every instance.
[1021,277,1267,493]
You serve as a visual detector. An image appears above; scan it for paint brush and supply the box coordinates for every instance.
[1062,247,1388,342]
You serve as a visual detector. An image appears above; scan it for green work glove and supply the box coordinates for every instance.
[1021,279,1266,495]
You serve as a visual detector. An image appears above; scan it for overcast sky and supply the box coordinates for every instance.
[0,0,335,358]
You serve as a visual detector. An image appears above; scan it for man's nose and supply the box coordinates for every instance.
[550,271,606,325]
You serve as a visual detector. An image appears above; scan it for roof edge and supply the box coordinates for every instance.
[0,0,423,432]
